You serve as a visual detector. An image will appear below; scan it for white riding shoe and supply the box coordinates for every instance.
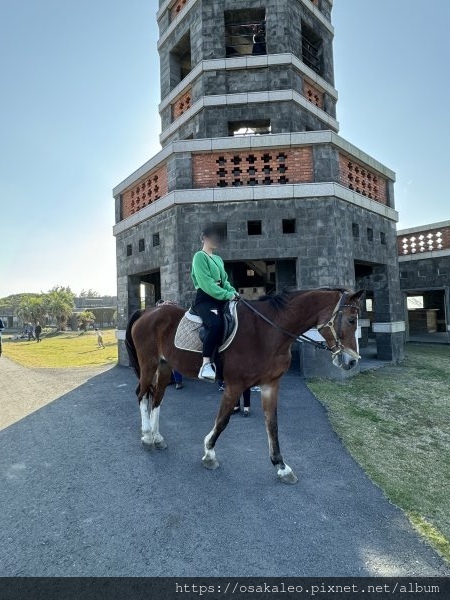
[198,362,216,382]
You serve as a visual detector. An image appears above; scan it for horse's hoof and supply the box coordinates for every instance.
[202,456,220,470]
[277,465,298,484]
[154,438,167,450]
[141,435,155,448]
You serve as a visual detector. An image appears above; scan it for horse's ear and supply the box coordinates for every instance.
[349,289,366,304]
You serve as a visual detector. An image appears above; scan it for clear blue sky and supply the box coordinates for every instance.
[1,0,449,298]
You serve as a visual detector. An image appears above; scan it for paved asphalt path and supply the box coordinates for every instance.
[1,364,448,577]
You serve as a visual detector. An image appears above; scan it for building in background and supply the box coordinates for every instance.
[113,0,404,374]
[397,221,450,343]
[73,296,118,328]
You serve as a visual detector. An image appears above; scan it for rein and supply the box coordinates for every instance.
[239,292,361,358]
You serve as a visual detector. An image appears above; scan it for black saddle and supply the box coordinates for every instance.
[189,301,236,346]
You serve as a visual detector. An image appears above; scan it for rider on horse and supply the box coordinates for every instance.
[191,226,239,381]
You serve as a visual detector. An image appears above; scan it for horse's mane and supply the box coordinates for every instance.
[256,287,350,313]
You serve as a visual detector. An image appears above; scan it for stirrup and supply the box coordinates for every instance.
[198,362,216,382]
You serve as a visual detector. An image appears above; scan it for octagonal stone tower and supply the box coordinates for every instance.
[113,0,405,374]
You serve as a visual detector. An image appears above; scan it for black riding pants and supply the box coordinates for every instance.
[194,289,225,358]
[235,388,251,409]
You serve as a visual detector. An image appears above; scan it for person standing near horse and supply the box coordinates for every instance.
[191,226,239,381]
[234,387,251,417]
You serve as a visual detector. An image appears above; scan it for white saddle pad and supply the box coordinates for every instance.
[174,301,238,354]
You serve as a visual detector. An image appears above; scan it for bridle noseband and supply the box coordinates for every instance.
[240,291,361,359]
[316,292,361,359]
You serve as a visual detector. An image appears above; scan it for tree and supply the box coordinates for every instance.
[91,307,116,327]
[80,289,100,298]
[16,295,47,326]
[44,286,75,331]
[77,310,96,331]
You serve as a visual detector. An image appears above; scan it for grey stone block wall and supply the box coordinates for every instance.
[115,195,404,366]
[398,255,450,290]
[159,3,203,99]
[162,101,331,144]
[115,194,122,223]
[116,206,179,329]
[288,2,334,86]
[116,197,398,308]
[318,0,332,22]
[117,0,403,371]
[158,0,335,117]
[312,144,340,183]
[160,64,337,133]
[167,152,193,191]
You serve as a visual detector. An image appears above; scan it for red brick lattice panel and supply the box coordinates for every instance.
[398,226,450,256]
[172,87,192,121]
[193,148,313,188]
[303,81,324,109]
[339,155,387,205]
[171,0,188,20]
[121,165,168,219]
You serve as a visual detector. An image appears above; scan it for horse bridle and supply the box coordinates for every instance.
[240,291,361,359]
[316,292,361,359]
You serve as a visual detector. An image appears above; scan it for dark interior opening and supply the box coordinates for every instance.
[247,220,262,236]
[301,21,323,75]
[170,32,192,89]
[225,9,266,57]
[282,219,296,234]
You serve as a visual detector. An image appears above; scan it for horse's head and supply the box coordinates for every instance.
[317,290,365,371]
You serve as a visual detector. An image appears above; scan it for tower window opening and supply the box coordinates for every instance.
[225,9,266,57]
[301,22,323,75]
[169,31,192,90]
[282,219,296,234]
[247,220,262,236]
[229,120,271,137]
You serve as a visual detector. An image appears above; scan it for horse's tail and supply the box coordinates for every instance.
[125,309,144,378]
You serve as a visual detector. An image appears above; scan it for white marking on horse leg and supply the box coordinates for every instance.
[277,463,298,484]
[140,399,151,433]
[150,405,160,435]
[202,429,219,470]
[150,406,167,449]
[140,399,154,445]
[203,429,215,457]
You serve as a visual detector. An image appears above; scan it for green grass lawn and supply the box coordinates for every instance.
[308,344,450,562]
[2,329,118,368]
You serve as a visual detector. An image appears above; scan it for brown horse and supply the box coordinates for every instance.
[125,288,364,484]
